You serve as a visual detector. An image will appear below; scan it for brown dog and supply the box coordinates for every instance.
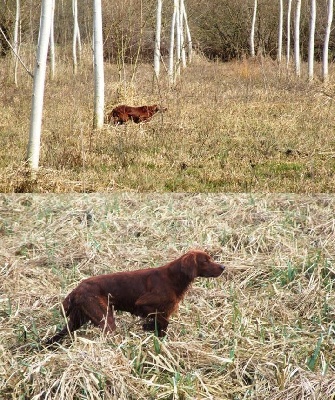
[46,250,225,344]
[106,104,166,125]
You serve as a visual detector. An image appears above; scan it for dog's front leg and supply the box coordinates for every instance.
[135,293,173,336]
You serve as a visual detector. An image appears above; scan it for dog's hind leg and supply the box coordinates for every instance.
[45,314,88,345]
[82,295,116,334]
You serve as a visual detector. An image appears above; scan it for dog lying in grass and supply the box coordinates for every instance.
[46,250,225,344]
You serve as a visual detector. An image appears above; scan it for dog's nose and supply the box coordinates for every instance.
[220,264,225,271]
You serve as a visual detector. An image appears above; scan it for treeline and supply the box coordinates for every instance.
[1,0,334,62]
[192,0,334,62]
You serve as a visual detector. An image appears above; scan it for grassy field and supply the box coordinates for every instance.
[1,50,335,192]
[1,194,334,399]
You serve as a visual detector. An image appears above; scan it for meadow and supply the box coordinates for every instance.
[1,50,335,399]
[1,50,335,192]
[1,194,334,399]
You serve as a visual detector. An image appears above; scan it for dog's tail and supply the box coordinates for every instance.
[45,293,88,345]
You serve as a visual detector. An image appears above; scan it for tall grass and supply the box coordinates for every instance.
[1,51,335,192]
[1,194,335,399]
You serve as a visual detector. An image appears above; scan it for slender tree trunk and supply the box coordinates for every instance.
[175,0,181,77]
[180,0,186,68]
[322,0,333,83]
[286,0,292,69]
[77,10,82,57]
[93,0,104,129]
[168,3,176,84]
[278,0,283,63]
[13,0,20,85]
[49,0,55,79]
[26,0,53,172]
[294,0,301,77]
[154,0,162,78]
[72,0,79,74]
[182,1,192,63]
[250,0,257,57]
[308,0,316,81]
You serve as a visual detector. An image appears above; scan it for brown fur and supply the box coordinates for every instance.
[106,104,166,125]
[46,250,225,344]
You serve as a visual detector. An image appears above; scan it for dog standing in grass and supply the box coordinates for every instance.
[46,250,225,344]
[106,104,166,125]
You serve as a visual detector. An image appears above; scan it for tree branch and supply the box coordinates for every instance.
[0,27,34,78]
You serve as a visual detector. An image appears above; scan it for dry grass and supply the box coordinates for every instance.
[1,50,335,192]
[1,194,335,399]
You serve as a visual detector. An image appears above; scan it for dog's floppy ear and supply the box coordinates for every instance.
[180,251,198,280]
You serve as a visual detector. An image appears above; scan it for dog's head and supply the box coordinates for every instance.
[180,250,225,280]
[151,105,167,114]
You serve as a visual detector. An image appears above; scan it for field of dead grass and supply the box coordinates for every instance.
[1,194,334,399]
[1,50,335,192]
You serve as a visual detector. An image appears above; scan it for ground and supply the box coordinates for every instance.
[1,194,334,399]
[1,52,335,192]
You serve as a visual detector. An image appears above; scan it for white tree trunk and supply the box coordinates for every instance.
[180,0,186,68]
[286,0,292,68]
[77,10,82,56]
[278,0,283,63]
[175,0,181,76]
[294,0,301,77]
[49,0,55,79]
[168,3,176,84]
[72,0,79,74]
[26,0,53,172]
[322,0,334,82]
[13,0,20,85]
[93,0,104,129]
[182,1,192,63]
[308,0,316,81]
[250,0,257,57]
[154,0,162,78]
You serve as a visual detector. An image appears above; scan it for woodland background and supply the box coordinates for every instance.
[1,0,335,62]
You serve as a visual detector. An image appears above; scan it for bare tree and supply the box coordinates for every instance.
[294,0,301,77]
[13,0,20,85]
[26,0,53,172]
[322,0,334,83]
[175,0,181,77]
[278,0,283,63]
[72,0,81,74]
[286,0,292,68]
[168,1,177,84]
[180,0,186,68]
[93,0,104,129]
[308,0,316,81]
[49,0,55,79]
[154,0,162,78]
[182,0,192,63]
[250,0,257,57]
